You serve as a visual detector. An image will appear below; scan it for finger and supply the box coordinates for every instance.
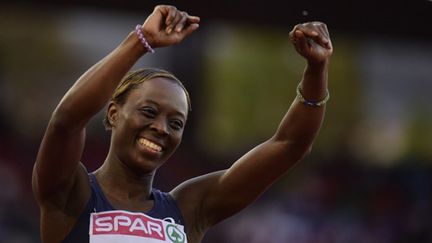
[296,29,328,49]
[174,11,188,33]
[181,23,200,37]
[156,5,179,34]
[163,6,177,26]
[175,12,200,33]
[289,24,302,43]
[318,24,332,49]
[167,23,199,46]
[313,23,331,48]
[298,26,320,40]
[289,30,296,44]
[318,23,330,39]
[309,33,330,49]
[187,15,200,24]
[301,22,331,49]
[166,10,183,34]
[293,30,310,53]
[154,5,175,26]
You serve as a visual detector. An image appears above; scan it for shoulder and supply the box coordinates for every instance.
[170,170,226,205]
[169,170,226,233]
[39,163,92,242]
[39,162,91,210]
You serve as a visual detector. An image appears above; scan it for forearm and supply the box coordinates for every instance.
[52,31,146,129]
[273,62,328,156]
[301,60,329,100]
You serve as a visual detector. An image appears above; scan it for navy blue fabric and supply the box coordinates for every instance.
[62,173,186,243]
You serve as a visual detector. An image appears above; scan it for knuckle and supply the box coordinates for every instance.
[292,24,302,33]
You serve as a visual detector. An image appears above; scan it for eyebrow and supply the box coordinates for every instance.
[145,100,187,119]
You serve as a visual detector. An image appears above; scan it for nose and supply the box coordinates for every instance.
[149,118,169,136]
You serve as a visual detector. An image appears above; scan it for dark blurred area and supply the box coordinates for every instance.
[1,1,432,242]
[7,0,432,40]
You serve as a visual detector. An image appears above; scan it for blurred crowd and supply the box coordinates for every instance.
[1,134,432,242]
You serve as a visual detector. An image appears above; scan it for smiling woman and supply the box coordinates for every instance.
[31,4,332,243]
[106,74,189,171]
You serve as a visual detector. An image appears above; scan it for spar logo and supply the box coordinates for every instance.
[90,210,187,243]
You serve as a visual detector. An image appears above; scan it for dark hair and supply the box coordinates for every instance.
[103,67,191,130]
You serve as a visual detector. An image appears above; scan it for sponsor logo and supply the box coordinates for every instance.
[91,211,165,240]
[166,224,186,243]
[90,210,187,242]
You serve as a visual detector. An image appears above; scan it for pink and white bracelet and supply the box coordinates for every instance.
[135,24,155,53]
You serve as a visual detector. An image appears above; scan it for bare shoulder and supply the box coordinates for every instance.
[39,162,91,242]
[169,170,226,239]
[170,170,226,215]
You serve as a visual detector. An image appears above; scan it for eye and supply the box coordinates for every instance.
[169,119,184,131]
[139,107,157,118]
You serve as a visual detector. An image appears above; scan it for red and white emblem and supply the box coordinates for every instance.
[89,210,187,243]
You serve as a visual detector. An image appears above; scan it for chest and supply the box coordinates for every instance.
[107,196,155,213]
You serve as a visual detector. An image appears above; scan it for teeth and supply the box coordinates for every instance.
[138,138,162,152]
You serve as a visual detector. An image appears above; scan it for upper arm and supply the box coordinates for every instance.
[32,115,90,209]
[172,138,307,231]
[170,170,226,238]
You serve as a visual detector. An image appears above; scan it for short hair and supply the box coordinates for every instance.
[103,67,191,130]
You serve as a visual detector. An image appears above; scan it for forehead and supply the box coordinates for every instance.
[126,77,188,116]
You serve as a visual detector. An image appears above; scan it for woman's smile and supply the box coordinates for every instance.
[137,137,164,156]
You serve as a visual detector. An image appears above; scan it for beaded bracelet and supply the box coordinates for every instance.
[296,83,330,107]
[135,24,155,53]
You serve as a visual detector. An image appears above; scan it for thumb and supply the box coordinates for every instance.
[181,23,200,38]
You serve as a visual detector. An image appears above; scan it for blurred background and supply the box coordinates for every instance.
[1,0,432,242]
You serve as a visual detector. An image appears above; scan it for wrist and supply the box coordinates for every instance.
[301,61,329,102]
[306,59,329,72]
[296,82,329,108]
[119,31,148,57]
[135,25,155,53]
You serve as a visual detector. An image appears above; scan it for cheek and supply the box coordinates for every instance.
[173,132,184,148]
[120,112,145,129]
[113,116,142,144]
[168,131,183,150]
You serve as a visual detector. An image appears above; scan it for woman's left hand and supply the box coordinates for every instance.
[289,22,333,64]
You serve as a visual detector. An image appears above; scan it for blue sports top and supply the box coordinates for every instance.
[62,173,186,243]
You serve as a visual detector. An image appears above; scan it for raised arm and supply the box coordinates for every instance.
[32,5,199,208]
[172,22,332,233]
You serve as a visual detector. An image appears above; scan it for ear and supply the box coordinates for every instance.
[107,101,119,128]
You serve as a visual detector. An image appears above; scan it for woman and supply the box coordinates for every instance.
[32,5,333,243]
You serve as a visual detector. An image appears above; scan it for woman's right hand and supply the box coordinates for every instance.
[141,5,200,48]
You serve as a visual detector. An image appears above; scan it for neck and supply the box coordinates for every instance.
[95,155,155,201]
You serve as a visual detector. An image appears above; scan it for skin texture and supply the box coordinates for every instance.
[32,5,332,243]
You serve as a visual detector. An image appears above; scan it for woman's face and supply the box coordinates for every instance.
[109,77,189,173]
